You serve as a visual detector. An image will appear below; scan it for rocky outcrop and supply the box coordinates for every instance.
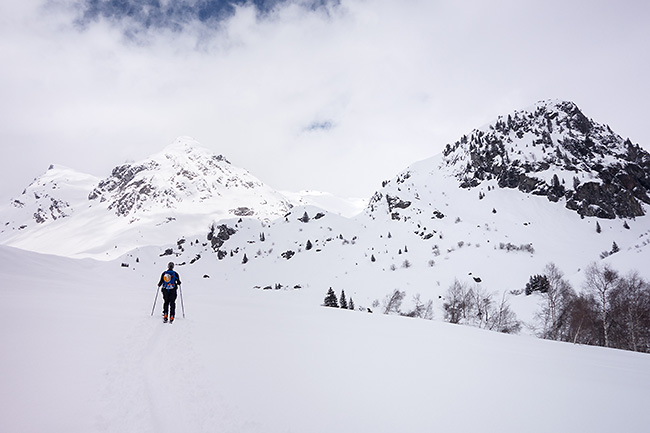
[441,100,650,218]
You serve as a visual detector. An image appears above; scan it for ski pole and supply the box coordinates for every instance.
[179,285,186,318]
[151,286,160,316]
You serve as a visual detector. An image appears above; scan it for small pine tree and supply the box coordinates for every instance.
[260,232,266,242]
[525,274,550,295]
[324,288,338,308]
[306,240,313,250]
[340,290,348,309]
[242,253,248,264]
[349,297,355,310]
[623,221,630,230]
[371,254,376,262]
[596,221,602,233]
[611,241,620,254]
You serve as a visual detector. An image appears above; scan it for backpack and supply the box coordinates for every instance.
[162,270,176,290]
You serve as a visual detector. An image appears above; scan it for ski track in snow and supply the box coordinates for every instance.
[95,314,237,433]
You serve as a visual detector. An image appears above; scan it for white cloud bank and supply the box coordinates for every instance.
[1,0,649,201]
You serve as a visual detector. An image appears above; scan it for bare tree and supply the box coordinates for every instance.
[583,262,619,347]
[382,289,406,315]
[608,272,650,352]
[566,293,600,345]
[535,263,575,340]
[443,280,519,333]
[402,294,434,320]
[488,292,521,334]
[443,279,470,324]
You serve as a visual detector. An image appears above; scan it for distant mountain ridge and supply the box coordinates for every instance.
[0,137,296,257]
[85,137,292,219]
[1,101,649,262]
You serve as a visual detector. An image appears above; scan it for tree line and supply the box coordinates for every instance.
[529,262,650,352]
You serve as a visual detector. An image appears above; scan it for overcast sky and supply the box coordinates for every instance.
[1,0,649,202]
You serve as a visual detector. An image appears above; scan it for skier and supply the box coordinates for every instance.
[158,262,181,323]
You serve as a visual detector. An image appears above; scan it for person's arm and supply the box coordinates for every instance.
[175,272,181,286]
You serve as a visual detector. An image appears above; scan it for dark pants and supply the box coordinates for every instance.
[162,288,178,317]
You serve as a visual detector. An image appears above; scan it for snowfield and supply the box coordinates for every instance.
[2,245,650,433]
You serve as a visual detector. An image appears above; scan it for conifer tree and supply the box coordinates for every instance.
[306,240,313,250]
[340,290,348,309]
[596,221,602,233]
[324,288,338,308]
[349,297,355,310]
[242,253,248,264]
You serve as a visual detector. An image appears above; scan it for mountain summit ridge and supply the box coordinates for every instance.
[87,136,290,218]
[438,99,650,218]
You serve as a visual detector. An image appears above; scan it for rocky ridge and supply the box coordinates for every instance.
[87,137,293,219]
[438,100,650,218]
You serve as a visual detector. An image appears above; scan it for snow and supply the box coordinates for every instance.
[2,103,650,432]
[1,244,650,433]
[280,189,367,217]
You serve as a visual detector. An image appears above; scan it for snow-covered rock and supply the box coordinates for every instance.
[438,100,650,218]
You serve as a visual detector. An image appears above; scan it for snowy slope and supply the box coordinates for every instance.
[2,244,650,433]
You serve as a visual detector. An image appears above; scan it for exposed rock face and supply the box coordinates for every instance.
[440,100,650,219]
[87,137,293,218]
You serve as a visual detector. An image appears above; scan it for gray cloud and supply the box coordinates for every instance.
[1,0,649,203]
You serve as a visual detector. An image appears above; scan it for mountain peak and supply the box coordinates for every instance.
[156,136,231,164]
[87,138,290,219]
[439,100,650,218]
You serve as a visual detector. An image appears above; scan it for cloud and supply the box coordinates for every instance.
[68,0,340,35]
[1,0,649,203]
